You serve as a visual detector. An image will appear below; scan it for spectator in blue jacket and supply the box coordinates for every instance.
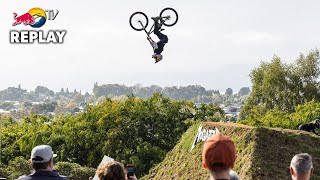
[18,145,67,180]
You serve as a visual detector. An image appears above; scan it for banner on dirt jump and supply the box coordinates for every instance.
[190,125,219,151]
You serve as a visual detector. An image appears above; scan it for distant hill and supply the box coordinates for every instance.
[142,122,320,180]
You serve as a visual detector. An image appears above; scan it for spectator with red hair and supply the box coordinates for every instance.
[202,133,237,180]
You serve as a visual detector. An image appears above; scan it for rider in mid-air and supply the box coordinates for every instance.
[147,17,168,63]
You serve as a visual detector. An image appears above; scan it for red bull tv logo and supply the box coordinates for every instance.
[10,7,66,44]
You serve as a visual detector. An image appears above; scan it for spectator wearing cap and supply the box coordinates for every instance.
[202,134,236,180]
[18,145,67,180]
[290,153,314,180]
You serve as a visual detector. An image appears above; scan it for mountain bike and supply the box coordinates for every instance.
[129,7,178,37]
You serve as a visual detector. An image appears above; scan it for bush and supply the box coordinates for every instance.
[239,100,320,129]
[55,162,96,180]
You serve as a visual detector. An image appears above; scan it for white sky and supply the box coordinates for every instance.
[1,0,320,93]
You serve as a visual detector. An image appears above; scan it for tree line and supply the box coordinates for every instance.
[93,83,250,103]
[0,83,250,120]
[0,93,224,179]
[0,84,250,105]
[239,49,320,131]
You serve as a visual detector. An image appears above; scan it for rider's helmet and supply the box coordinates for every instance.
[152,53,163,62]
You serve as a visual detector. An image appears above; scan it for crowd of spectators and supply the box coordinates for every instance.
[13,133,315,180]
[15,145,138,180]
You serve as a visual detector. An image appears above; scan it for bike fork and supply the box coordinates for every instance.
[138,20,151,36]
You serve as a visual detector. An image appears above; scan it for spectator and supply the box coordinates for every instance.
[18,145,67,180]
[202,134,236,180]
[96,161,137,180]
[290,153,314,180]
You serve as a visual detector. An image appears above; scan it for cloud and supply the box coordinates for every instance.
[224,31,281,44]
[168,27,194,38]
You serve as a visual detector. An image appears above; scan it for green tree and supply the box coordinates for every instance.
[55,162,96,180]
[238,87,250,96]
[0,93,199,177]
[6,156,32,179]
[225,88,233,96]
[194,103,225,121]
[241,49,320,120]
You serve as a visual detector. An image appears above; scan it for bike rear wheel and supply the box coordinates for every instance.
[129,11,149,31]
[160,8,178,27]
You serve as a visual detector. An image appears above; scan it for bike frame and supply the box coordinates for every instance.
[138,16,170,37]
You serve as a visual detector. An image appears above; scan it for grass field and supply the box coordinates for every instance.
[142,122,320,180]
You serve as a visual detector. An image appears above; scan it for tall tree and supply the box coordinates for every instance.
[241,49,320,119]
[238,87,250,96]
[225,88,233,96]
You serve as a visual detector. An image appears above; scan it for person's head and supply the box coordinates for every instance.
[30,145,57,171]
[152,53,163,61]
[290,153,313,180]
[202,133,236,179]
[96,161,126,180]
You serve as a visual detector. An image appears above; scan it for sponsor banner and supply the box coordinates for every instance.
[10,7,66,44]
[190,125,219,151]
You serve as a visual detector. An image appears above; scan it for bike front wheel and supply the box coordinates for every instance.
[129,11,149,31]
[160,8,178,27]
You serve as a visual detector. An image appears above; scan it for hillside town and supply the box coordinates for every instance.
[0,84,250,121]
